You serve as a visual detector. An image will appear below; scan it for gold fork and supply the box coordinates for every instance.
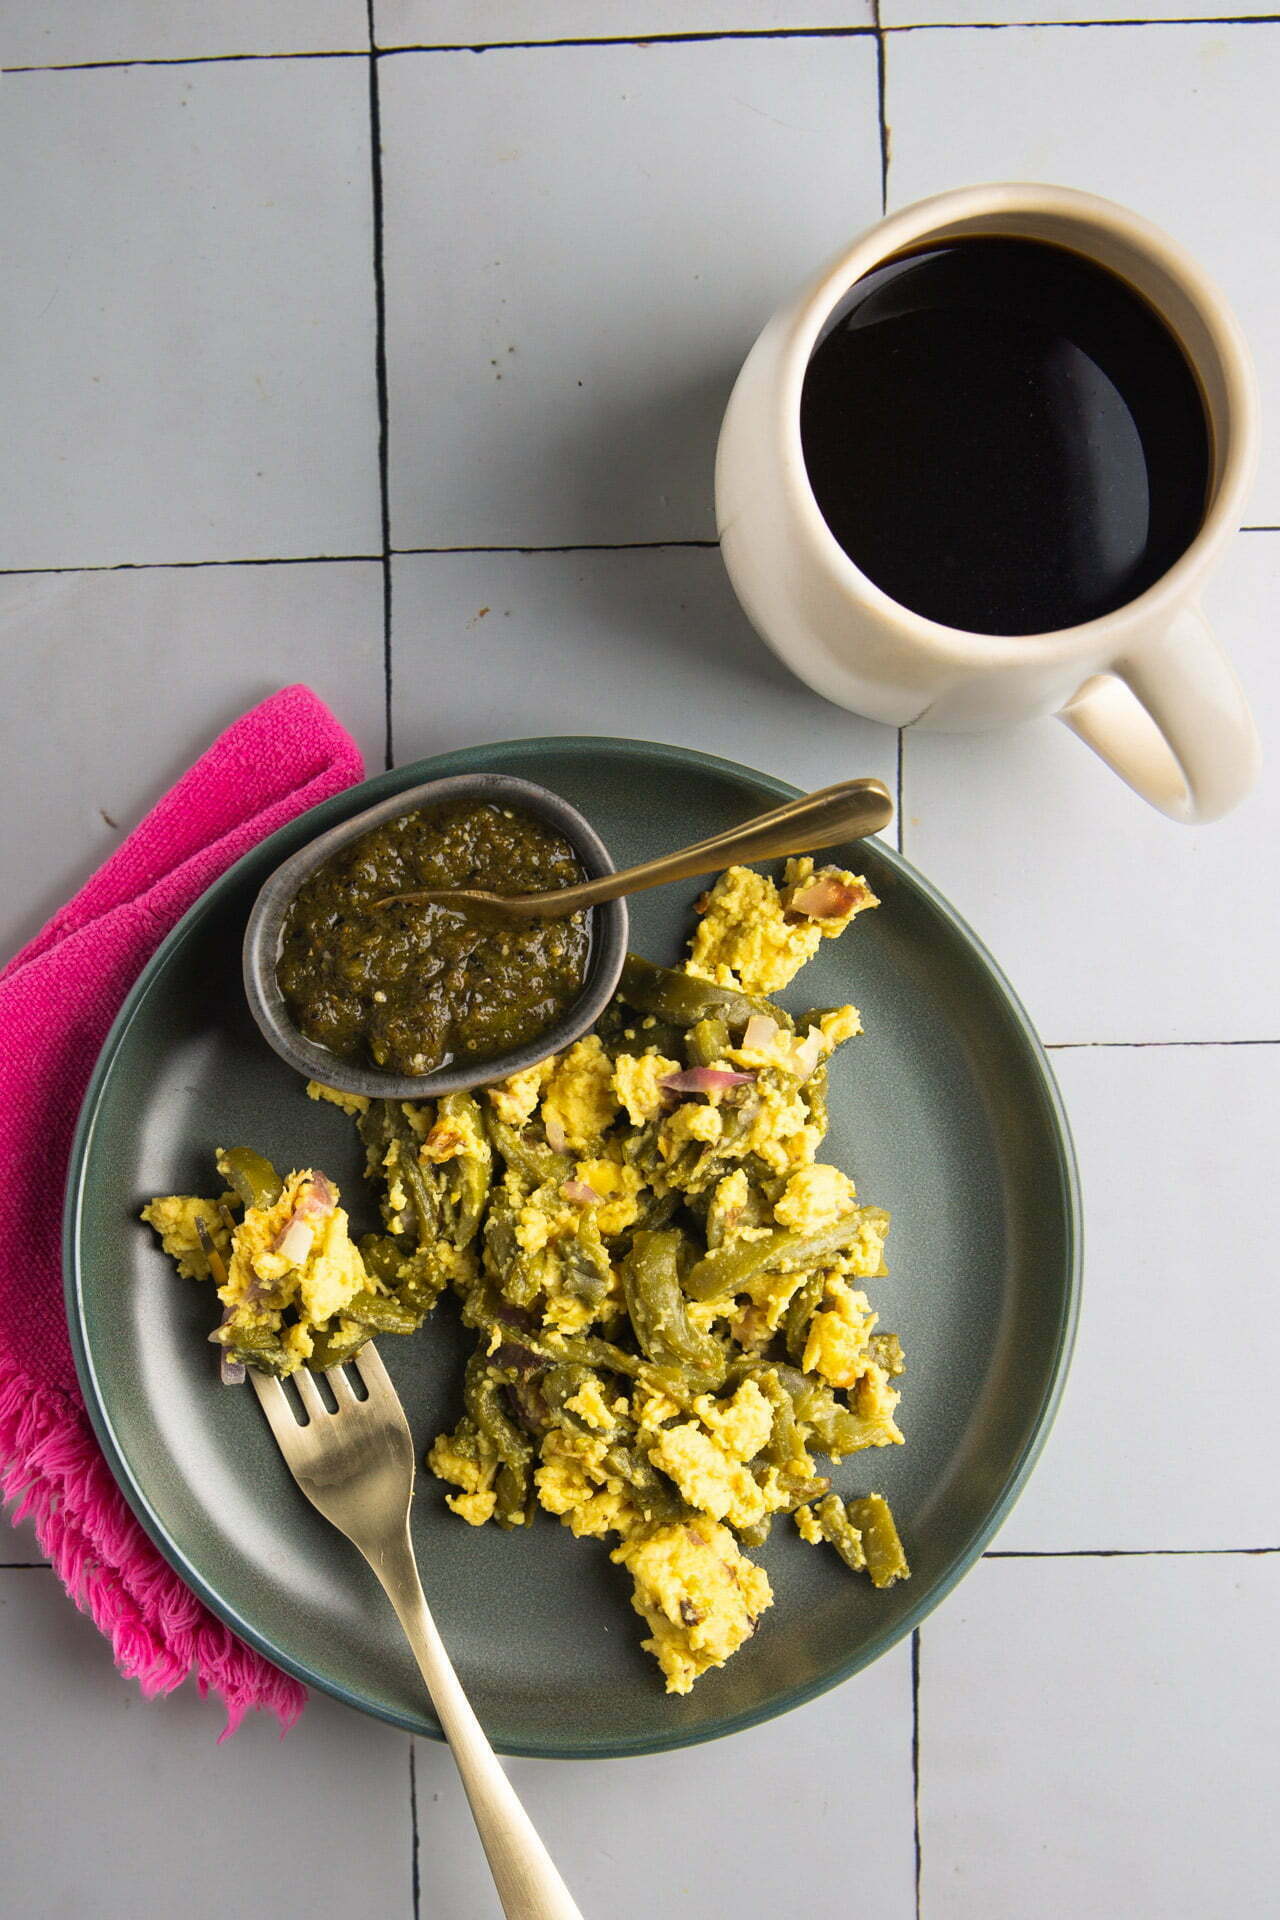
[250,1347,583,1920]
[373,776,893,918]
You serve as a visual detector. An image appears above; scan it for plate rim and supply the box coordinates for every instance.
[63,733,1082,1759]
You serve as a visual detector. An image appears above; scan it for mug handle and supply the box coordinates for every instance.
[1059,605,1259,824]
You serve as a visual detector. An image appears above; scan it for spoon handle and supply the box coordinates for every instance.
[544,776,893,915]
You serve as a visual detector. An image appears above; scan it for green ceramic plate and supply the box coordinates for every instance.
[64,738,1080,1758]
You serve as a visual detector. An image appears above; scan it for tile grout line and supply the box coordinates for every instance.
[4,1543,1278,1572]
[0,554,384,578]
[873,0,891,214]
[0,542,720,580]
[0,28,874,77]
[370,18,1280,52]
[911,1629,922,1920]
[875,0,908,862]
[1046,1037,1280,1049]
[984,1545,1280,1557]
[376,28,876,56]
[409,1739,421,1920]
[3,49,367,74]
[6,526,1280,578]
[9,20,1280,73]
[366,0,394,773]
[392,539,722,555]
[883,13,1280,30]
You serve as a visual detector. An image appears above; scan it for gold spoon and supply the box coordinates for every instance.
[374,777,893,921]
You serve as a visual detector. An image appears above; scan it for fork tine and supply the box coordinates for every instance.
[249,1369,302,1446]
[327,1363,358,1405]
[352,1341,393,1397]
[292,1368,327,1420]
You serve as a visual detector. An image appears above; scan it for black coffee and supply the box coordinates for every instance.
[800,237,1210,636]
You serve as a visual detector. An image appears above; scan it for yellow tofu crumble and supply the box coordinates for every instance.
[145,851,909,1695]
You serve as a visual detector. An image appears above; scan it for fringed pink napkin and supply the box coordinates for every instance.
[0,686,364,1734]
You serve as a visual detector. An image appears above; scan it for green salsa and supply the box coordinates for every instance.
[277,800,590,1076]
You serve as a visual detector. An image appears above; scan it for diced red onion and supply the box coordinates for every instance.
[294,1172,336,1218]
[275,1218,314,1265]
[742,1014,779,1051]
[544,1116,568,1152]
[791,1028,824,1079]
[659,1067,756,1094]
[560,1179,601,1206]
[788,875,864,919]
[220,1354,247,1386]
[270,1177,334,1256]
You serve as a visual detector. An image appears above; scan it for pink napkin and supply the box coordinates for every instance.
[0,686,364,1734]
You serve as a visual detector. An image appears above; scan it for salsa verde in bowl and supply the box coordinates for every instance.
[243,772,628,1099]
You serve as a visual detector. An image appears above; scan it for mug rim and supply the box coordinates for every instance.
[776,182,1259,668]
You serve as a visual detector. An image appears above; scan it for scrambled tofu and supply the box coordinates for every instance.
[139,1192,233,1282]
[687,858,877,995]
[145,1095,494,1379]
[488,1059,553,1128]
[612,1521,773,1694]
[306,1081,369,1117]
[224,1169,366,1327]
[650,1405,770,1530]
[773,1164,859,1231]
[154,847,908,1697]
[539,1036,619,1150]
[802,1277,879,1390]
[569,1157,645,1236]
[145,1161,373,1375]
[406,850,904,1690]
[612,1049,681,1126]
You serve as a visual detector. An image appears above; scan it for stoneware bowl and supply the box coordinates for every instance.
[242,770,628,1099]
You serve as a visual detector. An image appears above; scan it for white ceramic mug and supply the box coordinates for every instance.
[715,184,1260,823]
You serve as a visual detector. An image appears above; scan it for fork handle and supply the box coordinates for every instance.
[366,1524,584,1920]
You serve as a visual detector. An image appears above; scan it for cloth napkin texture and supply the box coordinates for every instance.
[0,685,364,1733]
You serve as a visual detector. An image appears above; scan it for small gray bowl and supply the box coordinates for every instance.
[242,771,628,1100]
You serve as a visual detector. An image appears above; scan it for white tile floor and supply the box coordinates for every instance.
[1,59,381,569]
[380,34,883,547]
[917,1555,1279,1918]
[2,7,1276,1918]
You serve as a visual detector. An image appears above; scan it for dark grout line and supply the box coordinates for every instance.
[391,539,721,556]
[896,731,906,856]
[376,18,1280,55]
[985,1545,1280,1557]
[6,527,1274,578]
[4,49,366,75]
[910,1629,922,1920]
[0,554,381,578]
[0,543,724,580]
[12,18,1280,74]
[889,13,1280,28]
[408,1740,421,1920]
[366,0,394,774]
[873,0,891,213]
[0,1562,53,1570]
[1046,1037,1279,1050]
[375,27,876,57]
